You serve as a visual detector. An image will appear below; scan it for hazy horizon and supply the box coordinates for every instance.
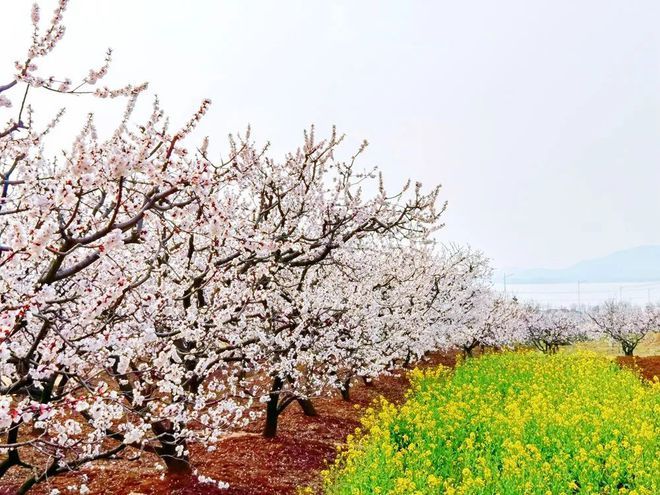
[498,245,660,274]
[2,0,659,271]
[494,280,660,308]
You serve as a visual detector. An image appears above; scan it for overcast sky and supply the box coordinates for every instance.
[2,0,660,271]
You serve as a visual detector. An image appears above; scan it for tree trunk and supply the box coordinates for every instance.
[0,423,29,478]
[161,449,192,474]
[543,342,559,355]
[263,376,284,438]
[339,378,351,401]
[297,398,318,416]
[152,422,191,474]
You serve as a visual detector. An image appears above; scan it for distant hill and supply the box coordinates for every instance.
[504,246,660,284]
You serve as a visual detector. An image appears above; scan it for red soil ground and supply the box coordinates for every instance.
[0,353,456,495]
[2,352,657,495]
[617,355,660,381]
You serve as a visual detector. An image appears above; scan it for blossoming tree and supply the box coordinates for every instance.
[588,301,660,356]
[0,1,245,489]
[521,305,585,354]
[1,1,449,490]
[425,247,526,357]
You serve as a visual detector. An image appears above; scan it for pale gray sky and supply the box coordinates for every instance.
[2,0,660,271]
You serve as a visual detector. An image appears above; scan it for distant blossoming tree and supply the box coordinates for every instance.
[588,301,660,356]
[426,248,525,357]
[521,306,585,354]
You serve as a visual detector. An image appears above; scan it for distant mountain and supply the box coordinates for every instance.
[504,246,660,284]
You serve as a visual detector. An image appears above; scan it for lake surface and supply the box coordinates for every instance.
[493,280,660,308]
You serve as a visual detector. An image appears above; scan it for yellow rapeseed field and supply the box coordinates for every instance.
[321,352,660,495]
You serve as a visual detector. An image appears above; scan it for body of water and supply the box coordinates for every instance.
[493,280,660,308]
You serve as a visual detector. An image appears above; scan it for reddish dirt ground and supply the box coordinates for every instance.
[3,352,657,495]
[0,353,456,495]
[617,355,660,381]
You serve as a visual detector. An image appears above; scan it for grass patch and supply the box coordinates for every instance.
[322,352,660,494]
[562,332,660,357]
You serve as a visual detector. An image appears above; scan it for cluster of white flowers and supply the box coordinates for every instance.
[195,471,229,490]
